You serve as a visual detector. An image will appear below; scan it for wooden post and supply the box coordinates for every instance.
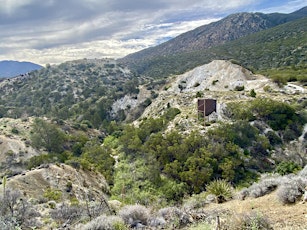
[215,215,220,230]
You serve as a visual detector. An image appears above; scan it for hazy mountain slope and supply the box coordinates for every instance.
[122,7,307,60]
[120,7,307,76]
[120,16,307,79]
[0,60,42,78]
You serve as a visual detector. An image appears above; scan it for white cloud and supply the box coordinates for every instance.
[0,0,34,14]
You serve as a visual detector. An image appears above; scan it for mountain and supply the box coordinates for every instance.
[0,60,43,78]
[119,7,307,78]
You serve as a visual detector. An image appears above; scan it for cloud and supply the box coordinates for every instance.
[0,0,305,65]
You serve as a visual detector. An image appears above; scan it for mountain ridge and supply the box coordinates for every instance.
[0,60,43,78]
[119,6,307,78]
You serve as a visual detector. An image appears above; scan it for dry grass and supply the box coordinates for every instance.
[205,191,307,229]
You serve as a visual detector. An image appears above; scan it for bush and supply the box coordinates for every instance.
[119,204,150,227]
[50,202,82,225]
[156,206,193,228]
[266,131,282,145]
[250,89,256,97]
[0,189,40,229]
[276,179,304,204]
[82,215,127,230]
[223,211,271,230]
[206,179,233,203]
[11,127,19,134]
[275,161,301,175]
[234,85,244,91]
[246,176,281,198]
[43,187,62,202]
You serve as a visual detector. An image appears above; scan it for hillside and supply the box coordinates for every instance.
[137,60,306,142]
[0,60,42,78]
[0,58,153,128]
[0,6,306,230]
[0,59,306,229]
[119,8,307,79]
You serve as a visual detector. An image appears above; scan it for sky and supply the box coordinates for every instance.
[0,0,306,66]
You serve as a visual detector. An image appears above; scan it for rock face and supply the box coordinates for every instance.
[168,60,258,93]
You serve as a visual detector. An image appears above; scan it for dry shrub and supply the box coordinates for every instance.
[246,176,281,198]
[118,204,150,227]
[276,176,306,204]
[154,206,193,228]
[222,211,272,230]
[81,215,126,230]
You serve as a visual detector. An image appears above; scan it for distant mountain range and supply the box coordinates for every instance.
[119,6,307,78]
[0,60,42,78]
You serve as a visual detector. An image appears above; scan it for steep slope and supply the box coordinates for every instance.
[0,60,42,78]
[119,7,307,79]
[138,60,305,133]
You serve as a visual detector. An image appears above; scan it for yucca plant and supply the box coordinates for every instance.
[206,179,233,203]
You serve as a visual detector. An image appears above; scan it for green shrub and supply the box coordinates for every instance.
[234,85,244,91]
[206,179,233,203]
[275,161,301,175]
[266,131,282,145]
[250,89,256,97]
[43,188,62,202]
[11,127,19,134]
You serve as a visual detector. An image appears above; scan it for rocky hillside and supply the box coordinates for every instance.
[0,58,151,128]
[138,60,305,132]
[119,9,307,79]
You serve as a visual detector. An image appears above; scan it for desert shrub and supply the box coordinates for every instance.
[182,192,208,210]
[156,206,193,228]
[266,131,282,145]
[119,204,150,227]
[11,127,19,134]
[250,89,256,97]
[0,189,40,229]
[299,165,307,177]
[246,176,281,198]
[223,211,271,230]
[82,215,127,230]
[275,161,301,175]
[30,118,66,153]
[234,85,244,91]
[205,179,233,203]
[50,202,82,226]
[276,178,304,204]
[43,187,62,202]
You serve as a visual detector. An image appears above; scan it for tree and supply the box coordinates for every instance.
[30,118,65,153]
